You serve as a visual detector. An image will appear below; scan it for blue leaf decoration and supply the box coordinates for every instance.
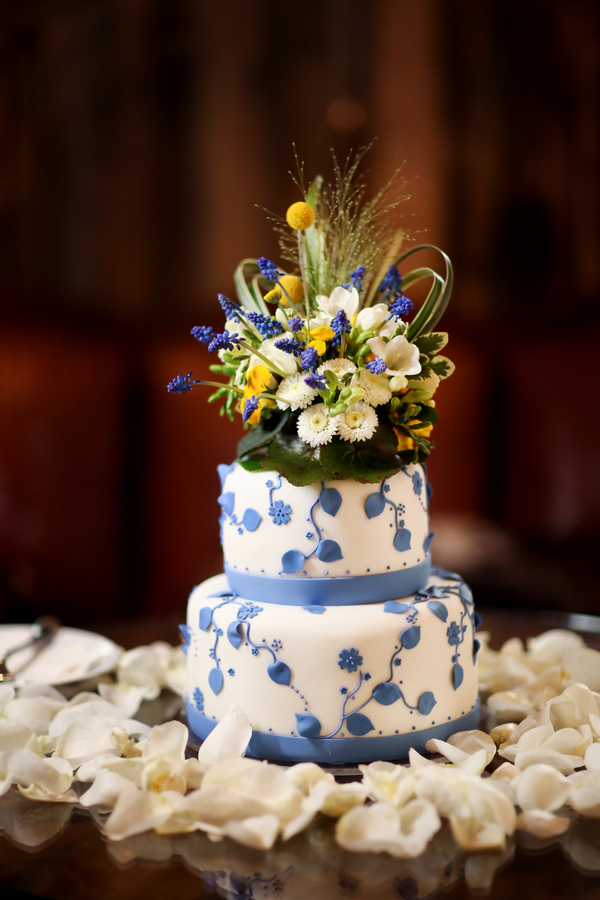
[267,661,291,686]
[383,601,410,614]
[178,624,191,653]
[319,487,342,517]
[427,600,448,623]
[217,463,235,490]
[400,625,421,649]
[473,611,483,629]
[453,663,464,690]
[316,539,343,563]
[217,491,235,516]
[208,668,224,695]
[281,549,305,574]
[295,713,322,738]
[303,605,326,614]
[417,691,436,715]
[372,682,401,705]
[346,713,375,736]
[393,528,412,552]
[365,492,386,519]
[199,607,213,631]
[242,508,262,532]
[459,583,473,604]
[473,639,481,662]
[227,620,244,649]
[423,532,435,553]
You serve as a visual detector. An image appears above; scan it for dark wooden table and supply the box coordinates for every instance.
[1,607,600,900]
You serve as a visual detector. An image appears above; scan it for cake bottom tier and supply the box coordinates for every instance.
[183,569,480,764]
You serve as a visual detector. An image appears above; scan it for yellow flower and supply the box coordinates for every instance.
[309,325,334,342]
[278,275,304,306]
[286,202,315,231]
[393,428,415,451]
[264,287,283,304]
[406,419,434,439]
[245,364,271,396]
[307,339,326,356]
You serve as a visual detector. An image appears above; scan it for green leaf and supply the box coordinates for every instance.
[263,428,331,486]
[415,332,449,356]
[319,419,403,484]
[238,454,267,473]
[429,355,455,380]
[413,405,438,426]
[233,259,269,315]
[237,409,290,457]
[392,245,453,341]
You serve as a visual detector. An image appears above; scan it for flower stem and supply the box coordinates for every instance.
[238,341,287,378]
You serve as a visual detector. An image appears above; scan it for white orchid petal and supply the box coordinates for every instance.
[514,748,581,774]
[222,813,280,849]
[97,682,151,717]
[447,730,497,765]
[517,809,570,837]
[142,720,188,761]
[512,764,571,811]
[141,756,187,795]
[285,761,333,794]
[103,787,181,841]
[336,799,440,858]
[53,717,128,769]
[0,749,73,797]
[18,784,78,803]
[4,697,65,735]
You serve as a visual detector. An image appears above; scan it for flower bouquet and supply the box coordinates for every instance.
[169,153,454,485]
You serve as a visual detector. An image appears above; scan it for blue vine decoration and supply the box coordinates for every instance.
[364,478,412,552]
[267,476,292,525]
[281,484,343,573]
[218,490,262,534]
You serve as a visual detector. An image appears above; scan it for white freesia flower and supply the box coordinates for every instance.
[355,369,392,406]
[297,403,338,447]
[367,335,421,377]
[275,373,318,411]
[311,286,359,327]
[337,402,378,443]
[316,358,356,378]
[354,303,389,334]
[249,336,298,377]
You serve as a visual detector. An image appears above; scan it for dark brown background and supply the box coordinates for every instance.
[0,0,599,626]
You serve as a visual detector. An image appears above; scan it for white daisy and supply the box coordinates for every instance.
[297,403,339,447]
[317,358,357,378]
[337,402,378,443]
[355,369,392,407]
[275,373,318,411]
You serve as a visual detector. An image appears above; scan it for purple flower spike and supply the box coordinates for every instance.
[365,355,387,375]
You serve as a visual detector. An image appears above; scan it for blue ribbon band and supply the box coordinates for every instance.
[186,699,480,765]
[224,556,431,606]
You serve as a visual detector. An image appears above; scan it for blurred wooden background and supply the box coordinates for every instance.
[0,0,599,623]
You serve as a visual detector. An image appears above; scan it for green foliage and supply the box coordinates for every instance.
[319,419,404,484]
[428,355,455,380]
[415,332,448,356]
[262,428,331,486]
[236,409,290,457]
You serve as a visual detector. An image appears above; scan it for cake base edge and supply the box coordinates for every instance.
[185,698,480,765]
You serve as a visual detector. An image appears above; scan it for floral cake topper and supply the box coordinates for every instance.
[169,150,455,486]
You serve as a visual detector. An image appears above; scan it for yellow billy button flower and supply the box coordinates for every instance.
[278,274,304,306]
[286,201,315,231]
[264,287,283,304]
[308,325,335,357]
[241,365,272,424]
[393,428,415,452]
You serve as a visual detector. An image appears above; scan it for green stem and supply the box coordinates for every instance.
[297,231,310,318]
[238,341,288,378]
[197,380,244,395]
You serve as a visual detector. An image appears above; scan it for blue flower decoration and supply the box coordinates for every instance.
[237,527,243,534]
[338,647,363,673]
[340,687,348,695]
[266,480,273,488]
[271,639,282,651]
[412,471,423,496]
[447,621,461,646]
[251,647,259,656]
[394,658,402,667]
[364,673,371,681]
[269,500,292,525]
[193,687,204,712]
[228,668,235,676]
[306,532,314,540]
[383,483,391,493]
[237,603,263,620]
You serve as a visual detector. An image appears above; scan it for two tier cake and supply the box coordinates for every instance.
[171,155,480,763]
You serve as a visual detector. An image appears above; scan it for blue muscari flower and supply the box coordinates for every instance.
[378,264,403,299]
[338,647,363,673]
[331,309,351,346]
[245,311,283,337]
[300,346,319,371]
[242,395,259,422]
[447,621,461,646]
[388,294,414,321]
[288,316,303,333]
[167,372,195,394]
[208,330,242,353]
[269,499,292,525]
[257,256,281,282]
[365,355,387,375]
[350,265,366,292]
[218,293,246,322]
[190,325,214,344]
[274,337,304,356]
[193,687,204,711]
[304,373,327,391]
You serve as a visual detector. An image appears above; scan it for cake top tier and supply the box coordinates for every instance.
[168,150,455,486]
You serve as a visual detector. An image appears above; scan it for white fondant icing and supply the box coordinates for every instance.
[186,572,478,743]
[221,464,429,579]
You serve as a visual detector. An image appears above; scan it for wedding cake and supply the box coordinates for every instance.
[171,155,480,763]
